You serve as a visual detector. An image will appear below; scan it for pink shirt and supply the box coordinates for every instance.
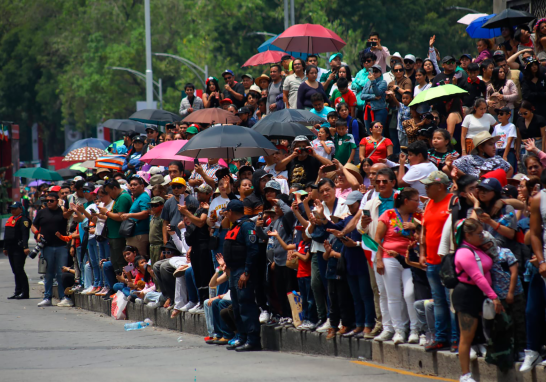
[455,241,497,300]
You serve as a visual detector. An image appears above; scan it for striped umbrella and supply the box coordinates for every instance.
[63,147,106,161]
[95,155,125,171]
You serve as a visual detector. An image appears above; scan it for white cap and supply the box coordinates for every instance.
[149,166,162,175]
[404,54,416,63]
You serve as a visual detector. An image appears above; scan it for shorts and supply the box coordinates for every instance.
[452,282,485,318]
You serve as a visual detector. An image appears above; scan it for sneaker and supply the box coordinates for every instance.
[181,301,197,312]
[282,318,293,327]
[95,287,109,296]
[64,287,74,296]
[206,337,219,344]
[374,330,395,342]
[425,340,450,352]
[408,330,419,344]
[316,319,332,333]
[57,298,74,307]
[266,315,280,326]
[343,327,363,338]
[477,344,487,358]
[37,299,52,307]
[147,301,160,308]
[338,326,350,335]
[459,372,476,382]
[520,349,541,373]
[189,303,204,314]
[326,328,337,340]
[296,320,312,331]
[451,340,459,353]
[469,346,478,361]
[419,334,427,346]
[424,332,434,347]
[259,310,270,324]
[38,280,44,285]
[393,331,405,345]
[364,323,383,339]
[228,335,240,346]
[135,298,143,304]
[90,286,101,295]
[204,336,214,342]
[214,338,230,345]
[81,286,94,295]
[306,321,318,330]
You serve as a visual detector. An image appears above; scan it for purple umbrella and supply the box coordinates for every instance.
[28,180,49,187]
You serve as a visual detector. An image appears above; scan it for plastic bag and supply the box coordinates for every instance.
[111,291,128,320]
[287,291,303,328]
[482,298,495,320]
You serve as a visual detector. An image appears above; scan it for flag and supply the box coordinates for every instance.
[361,233,379,265]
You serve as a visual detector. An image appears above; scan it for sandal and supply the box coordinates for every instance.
[171,309,182,319]
[163,298,171,308]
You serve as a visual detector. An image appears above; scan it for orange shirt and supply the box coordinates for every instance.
[423,193,454,265]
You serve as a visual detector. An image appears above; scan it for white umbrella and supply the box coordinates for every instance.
[458,13,489,25]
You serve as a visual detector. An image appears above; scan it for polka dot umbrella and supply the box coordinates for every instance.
[63,147,107,162]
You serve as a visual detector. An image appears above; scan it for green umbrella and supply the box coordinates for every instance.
[70,163,89,172]
[409,84,468,107]
[14,167,63,181]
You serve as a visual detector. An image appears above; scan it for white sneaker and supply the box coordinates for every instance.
[81,287,94,295]
[37,299,52,307]
[469,346,478,361]
[393,331,405,345]
[282,318,293,327]
[520,349,542,373]
[459,372,476,382]
[135,298,143,304]
[38,280,44,285]
[147,302,160,308]
[316,319,332,333]
[374,330,395,342]
[408,330,419,344]
[424,332,434,347]
[57,298,74,307]
[180,301,197,312]
[52,281,58,287]
[477,344,487,358]
[419,334,427,346]
[297,320,313,331]
[259,310,270,324]
[188,303,204,313]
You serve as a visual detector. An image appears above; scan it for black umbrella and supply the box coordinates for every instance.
[252,119,316,139]
[129,109,182,126]
[57,167,86,179]
[482,9,535,29]
[103,119,148,134]
[176,124,277,159]
[262,109,326,125]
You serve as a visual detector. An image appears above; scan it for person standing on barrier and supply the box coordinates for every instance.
[3,202,31,300]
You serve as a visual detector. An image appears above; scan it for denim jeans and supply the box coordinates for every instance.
[43,245,68,300]
[427,263,458,343]
[102,261,117,290]
[496,148,518,174]
[185,266,199,304]
[87,238,102,287]
[311,251,329,322]
[364,108,388,136]
[230,266,260,346]
[414,299,435,335]
[84,263,93,289]
[212,298,234,339]
[526,273,546,351]
[97,239,110,260]
[211,229,229,296]
[297,276,317,323]
[346,273,376,328]
[113,282,130,296]
[204,298,217,337]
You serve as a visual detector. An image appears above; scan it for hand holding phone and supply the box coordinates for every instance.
[474,207,484,216]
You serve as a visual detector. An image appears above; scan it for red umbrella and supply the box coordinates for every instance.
[272,24,346,54]
[242,51,291,67]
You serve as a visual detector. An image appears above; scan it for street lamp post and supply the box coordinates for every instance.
[445,6,481,13]
[153,53,208,89]
[144,0,154,109]
[108,66,163,109]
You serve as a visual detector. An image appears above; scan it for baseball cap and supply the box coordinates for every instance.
[9,201,22,209]
[441,55,456,64]
[82,182,95,191]
[329,53,343,63]
[186,126,199,135]
[49,185,61,192]
[146,125,159,132]
[502,184,518,199]
[415,57,423,62]
[264,180,281,192]
[128,131,141,139]
[420,171,451,185]
[260,172,273,180]
[241,73,254,80]
[97,168,110,174]
[249,84,262,94]
[493,50,505,58]
[222,69,235,77]
[459,53,472,60]
[494,106,511,114]
[196,184,213,194]
[132,135,145,144]
[149,196,165,205]
[344,191,364,206]
[293,190,308,196]
[226,199,244,213]
[371,64,383,73]
[404,54,416,63]
[123,129,135,137]
[478,178,502,193]
[236,107,250,115]
[294,135,311,143]
[170,177,186,186]
[147,174,169,189]
[219,98,233,105]
[74,176,84,182]
[149,166,162,175]
[238,165,254,176]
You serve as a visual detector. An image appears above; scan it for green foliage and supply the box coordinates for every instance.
[0,0,491,157]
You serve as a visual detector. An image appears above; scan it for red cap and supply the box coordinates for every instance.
[50,185,61,192]
[481,168,507,187]
[220,98,233,104]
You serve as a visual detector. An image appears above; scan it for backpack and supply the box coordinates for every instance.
[440,244,480,289]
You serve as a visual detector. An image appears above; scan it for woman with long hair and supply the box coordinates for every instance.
[359,158,374,188]
[297,65,329,110]
[521,60,546,119]
[202,77,222,108]
[486,66,518,119]
[329,64,353,98]
[515,100,546,154]
[461,98,497,155]
[423,58,438,83]
[414,68,431,96]
[478,59,494,85]
[534,18,546,54]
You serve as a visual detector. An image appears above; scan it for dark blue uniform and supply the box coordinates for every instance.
[223,218,260,348]
[3,213,31,298]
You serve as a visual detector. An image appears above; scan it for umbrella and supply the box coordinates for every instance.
[242,51,290,67]
[258,109,326,125]
[182,108,241,124]
[272,24,346,54]
[466,15,502,39]
[57,167,85,179]
[81,160,96,169]
[103,119,148,134]
[409,84,468,107]
[252,120,316,139]
[177,124,277,159]
[129,109,181,125]
[482,9,535,29]
[457,13,489,25]
[257,35,309,59]
[62,137,111,156]
[14,167,63,181]
[28,180,49,187]
[95,155,126,171]
[140,140,208,168]
[63,147,107,162]
[70,163,89,172]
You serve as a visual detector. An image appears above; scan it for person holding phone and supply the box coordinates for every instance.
[364,32,390,73]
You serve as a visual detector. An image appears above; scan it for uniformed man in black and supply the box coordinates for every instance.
[2,202,31,299]
[222,199,261,352]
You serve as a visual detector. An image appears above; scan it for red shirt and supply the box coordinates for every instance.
[338,90,357,107]
[359,136,393,163]
[296,241,311,278]
[423,193,454,265]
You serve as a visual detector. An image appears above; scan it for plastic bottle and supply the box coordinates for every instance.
[497,212,514,227]
[124,318,153,331]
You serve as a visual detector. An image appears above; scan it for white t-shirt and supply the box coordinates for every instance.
[414,83,431,96]
[94,200,114,236]
[462,113,497,139]
[263,164,288,179]
[492,123,517,149]
[207,196,230,228]
[402,161,437,200]
[312,138,335,160]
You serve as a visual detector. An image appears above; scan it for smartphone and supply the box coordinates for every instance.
[89,208,97,214]
[362,209,371,218]
[178,195,185,206]
[475,207,484,216]
[322,164,337,173]
[123,264,134,273]
[366,41,377,48]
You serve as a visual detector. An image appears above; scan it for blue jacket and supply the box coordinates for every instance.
[346,115,360,145]
[360,76,388,111]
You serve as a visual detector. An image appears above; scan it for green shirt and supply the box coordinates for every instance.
[333,133,357,165]
[106,192,132,239]
[320,70,338,97]
[149,215,164,245]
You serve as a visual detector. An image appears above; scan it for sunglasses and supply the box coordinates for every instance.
[444,60,456,65]
[373,124,383,128]
[364,59,373,63]
[162,250,175,255]
[393,69,404,73]
[224,76,233,80]
[46,199,57,203]
[150,204,161,208]
[404,60,414,64]
[497,112,510,116]
[372,69,381,74]
[83,190,91,193]
[376,179,390,184]
[171,184,185,189]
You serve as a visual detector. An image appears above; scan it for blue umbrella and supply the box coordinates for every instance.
[466,14,502,39]
[62,138,111,156]
[258,35,309,59]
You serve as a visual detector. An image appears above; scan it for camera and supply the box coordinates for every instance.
[296,147,312,155]
[29,237,47,259]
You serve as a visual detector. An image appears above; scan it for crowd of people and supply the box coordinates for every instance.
[6,23,546,382]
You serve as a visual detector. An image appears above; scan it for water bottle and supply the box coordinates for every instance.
[124,318,153,331]
[497,212,514,227]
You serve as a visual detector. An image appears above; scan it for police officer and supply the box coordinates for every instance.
[222,199,261,352]
[2,201,31,299]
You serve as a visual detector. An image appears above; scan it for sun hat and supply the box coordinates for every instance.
[470,131,501,155]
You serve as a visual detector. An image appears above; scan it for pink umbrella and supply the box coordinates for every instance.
[140,140,207,169]
[242,51,290,67]
[272,23,346,54]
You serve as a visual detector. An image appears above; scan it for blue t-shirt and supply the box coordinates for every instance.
[311,106,335,127]
[129,192,151,236]
[378,192,395,217]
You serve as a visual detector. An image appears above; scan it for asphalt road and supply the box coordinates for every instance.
[0,256,437,382]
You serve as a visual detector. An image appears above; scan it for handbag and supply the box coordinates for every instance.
[366,137,386,158]
[119,219,136,238]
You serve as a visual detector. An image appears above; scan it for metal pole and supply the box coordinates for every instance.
[204,65,208,85]
[158,78,163,110]
[144,0,154,109]
[153,53,207,89]
[290,0,295,26]
[284,0,289,30]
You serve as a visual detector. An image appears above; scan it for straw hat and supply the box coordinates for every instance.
[344,163,364,184]
[470,131,501,155]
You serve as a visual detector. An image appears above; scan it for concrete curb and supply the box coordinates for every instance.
[68,291,545,382]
